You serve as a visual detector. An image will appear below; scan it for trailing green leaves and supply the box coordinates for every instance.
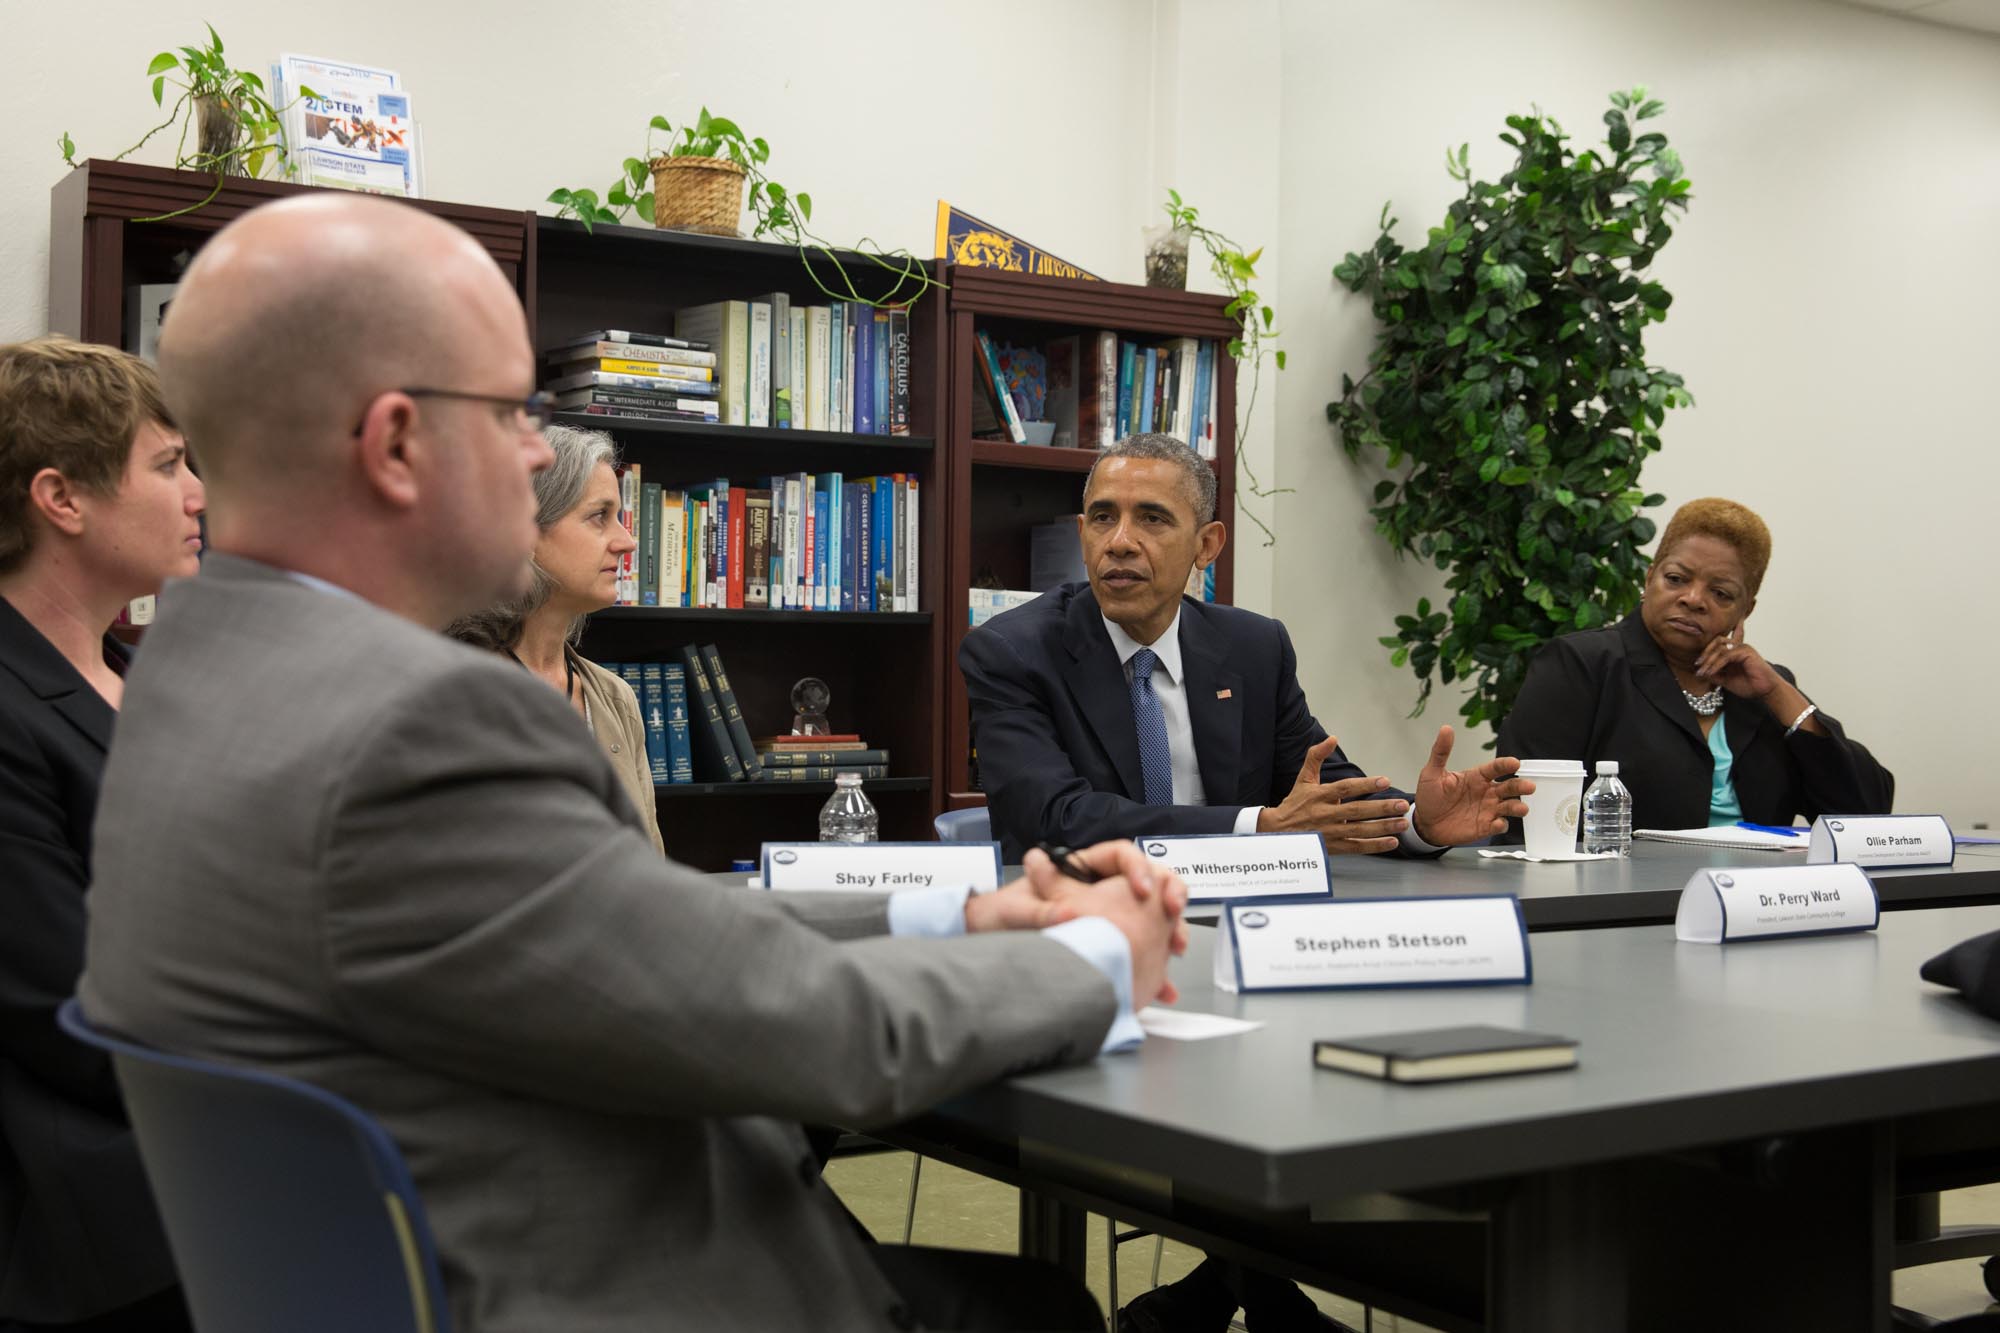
[1327,88,1694,734]
[549,109,937,310]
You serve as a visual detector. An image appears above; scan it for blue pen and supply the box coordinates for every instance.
[1735,821,1802,837]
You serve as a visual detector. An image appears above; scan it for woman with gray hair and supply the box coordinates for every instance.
[447,424,663,853]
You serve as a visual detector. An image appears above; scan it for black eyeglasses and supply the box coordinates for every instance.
[350,387,557,437]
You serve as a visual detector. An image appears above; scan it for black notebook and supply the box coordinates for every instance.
[1313,1025,1578,1084]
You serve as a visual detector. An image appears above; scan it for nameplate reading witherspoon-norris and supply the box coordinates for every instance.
[1807,814,1954,869]
[760,842,1003,893]
[1213,896,1531,993]
[1674,863,1878,944]
[1137,832,1331,902]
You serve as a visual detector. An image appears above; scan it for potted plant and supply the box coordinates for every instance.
[59,24,315,220]
[1150,189,1289,543]
[1327,88,1694,735]
[549,111,940,309]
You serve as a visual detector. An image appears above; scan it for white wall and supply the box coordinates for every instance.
[1273,0,2000,826]
[1,0,1158,338]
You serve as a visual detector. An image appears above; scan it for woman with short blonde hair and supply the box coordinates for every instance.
[1,334,202,1331]
[1499,496,1891,830]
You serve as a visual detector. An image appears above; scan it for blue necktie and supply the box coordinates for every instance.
[1129,647,1173,806]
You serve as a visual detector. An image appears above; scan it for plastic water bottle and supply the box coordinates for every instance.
[1582,760,1633,856]
[818,772,879,843]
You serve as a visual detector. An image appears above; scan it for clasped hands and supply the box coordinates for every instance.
[1257,725,1535,853]
[966,841,1190,1006]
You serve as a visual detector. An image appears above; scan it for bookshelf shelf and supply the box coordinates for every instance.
[654,777,932,799]
[968,440,1100,474]
[593,607,930,626]
[557,413,933,455]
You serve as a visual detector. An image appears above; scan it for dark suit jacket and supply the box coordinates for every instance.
[961,583,1406,864]
[1495,614,1893,833]
[80,555,1118,1333]
[0,598,176,1322]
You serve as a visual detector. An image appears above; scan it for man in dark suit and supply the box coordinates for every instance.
[960,433,1532,1333]
[78,194,1188,1333]
[962,433,1531,866]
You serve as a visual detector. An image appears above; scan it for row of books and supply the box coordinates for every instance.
[612,466,920,612]
[973,329,1221,459]
[546,329,721,424]
[603,646,891,785]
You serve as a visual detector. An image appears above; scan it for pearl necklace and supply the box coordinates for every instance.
[1682,685,1724,716]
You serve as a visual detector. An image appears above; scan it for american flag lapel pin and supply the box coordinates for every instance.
[1215,688,1233,700]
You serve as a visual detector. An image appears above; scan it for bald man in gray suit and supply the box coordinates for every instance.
[77,194,1186,1333]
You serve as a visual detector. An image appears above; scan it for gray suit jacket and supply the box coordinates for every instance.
[79,554,1116,1333]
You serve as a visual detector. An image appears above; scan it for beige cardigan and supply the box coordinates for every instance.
[572,652,666,855]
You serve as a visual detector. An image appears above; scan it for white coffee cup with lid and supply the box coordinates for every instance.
[1515,759,1588,858]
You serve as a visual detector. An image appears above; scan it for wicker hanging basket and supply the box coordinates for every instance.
[649,155,747,236]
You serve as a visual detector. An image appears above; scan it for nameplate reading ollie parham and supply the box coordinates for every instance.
[1673,863,1878,944]
[1137,832,1331,902]
[1807,814,1954,869]
[760,842,1002,893]
[1214,895,1531,993]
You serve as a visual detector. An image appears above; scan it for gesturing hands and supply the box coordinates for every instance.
[968,840,1190,1006]
[1411,725,1534,845]
[1257,736,1411,854]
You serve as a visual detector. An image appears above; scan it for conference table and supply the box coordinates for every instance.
[871,846,2000,1332]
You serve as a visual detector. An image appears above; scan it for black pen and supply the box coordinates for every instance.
[1035,843,1105,884]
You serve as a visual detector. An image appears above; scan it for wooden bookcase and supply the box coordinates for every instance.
[533,218,945,867]
[932,265,1241,810]
[46,162,1243,862]
[46,162,944,869]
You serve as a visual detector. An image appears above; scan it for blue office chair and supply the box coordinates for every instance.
[57,999,451,1333]
[933,806,991,842]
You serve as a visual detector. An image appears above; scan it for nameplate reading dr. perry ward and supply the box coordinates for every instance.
[761,842,1002,893]
[1137,832,1331,902]
[1213,896,1530,993]
[1674,863,1878,944]
[1807,814,1953,869]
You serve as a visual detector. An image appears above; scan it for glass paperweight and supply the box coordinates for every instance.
[790,677,832,736]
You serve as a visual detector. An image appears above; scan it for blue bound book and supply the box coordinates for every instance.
[825,471,843,612]
[1117,341,1137,437]
[841,480,860,611]
[854,312,876,436]
[873,475,894,614]
[853,480,873,612]
[872,311,890,435]
[813,486,831,610]
[1138,347,1158,433]
[661,663,694,782]
[638,662,671,783]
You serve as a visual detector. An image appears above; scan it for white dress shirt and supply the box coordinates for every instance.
[1103,610,1264,834]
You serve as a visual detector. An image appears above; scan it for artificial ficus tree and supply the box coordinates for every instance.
[1328,88,1694,734]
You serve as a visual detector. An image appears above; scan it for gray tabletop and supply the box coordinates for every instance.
[714,843,2000,931]
[923,904,2000,1212]
[1304,840,2000,928]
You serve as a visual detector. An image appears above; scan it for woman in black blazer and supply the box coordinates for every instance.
[0,337,202,1332]
[1497,498,1891,832]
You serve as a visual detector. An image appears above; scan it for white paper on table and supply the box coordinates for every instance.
[1136,1007,1263,1041]
[1477,849,1621,863]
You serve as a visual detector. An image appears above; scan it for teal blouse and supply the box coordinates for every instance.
[1706,713,1743,826]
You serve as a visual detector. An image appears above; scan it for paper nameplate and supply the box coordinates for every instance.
[760,842,1002,893]
[1213,895,1531,993]
[1674,863,1878,943]
[1806,814,1954,869]
[1136,832,1331,902]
